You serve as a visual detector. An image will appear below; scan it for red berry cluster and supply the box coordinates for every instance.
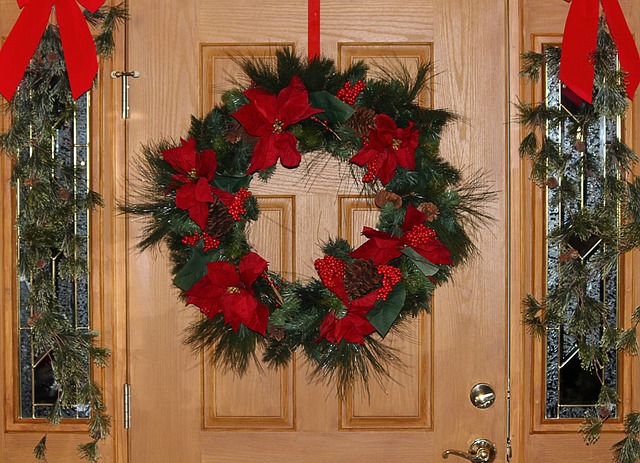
[314,255,347,291]
[403,223,437,246]
[228,188,251,221]
[336,80,366,105]
[181,232,221,251]
[261,273,280,291]
[362,159,378,183]
[310,115,331,131]
[376,265,402,301]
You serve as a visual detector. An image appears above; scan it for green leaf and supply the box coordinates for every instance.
[400,247,440,277]
[213,173,252,193]
[173,247,214,291]
[367,282,406,338]
[308,91,356,124]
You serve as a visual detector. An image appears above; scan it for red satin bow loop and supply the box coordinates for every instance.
[560,0,640,103]
[0,0,105,101]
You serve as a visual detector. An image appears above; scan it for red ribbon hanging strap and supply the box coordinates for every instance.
[308,0,320,60]
[0,0,105,102]
[560,0,640,103]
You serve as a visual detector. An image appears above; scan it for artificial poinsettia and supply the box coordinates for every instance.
[184,252,270,334]
[231,76,323,174]
[349,113,419,185]
[350,205,452,266]
[162,138,234,229]
[317,293,378,344]
[314,255,379,343]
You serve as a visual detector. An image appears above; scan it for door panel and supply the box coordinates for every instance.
[203,195,296,430]
[126,1,508,462]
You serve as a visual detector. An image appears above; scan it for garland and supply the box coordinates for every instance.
[126,49,492,395]
[0,5,127,462]
[519,17,640,463]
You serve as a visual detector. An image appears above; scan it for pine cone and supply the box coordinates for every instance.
[27,312,41,327]
[418,202,440,222]
[204,198,234,237]
[267,325,286,341]
[347,106,376,139]
[23,176,39,187]
[344,259,382,299]
[574,140,586,152]
[558,249,579,263]
[375,189,402,208]
[224,122,245,144]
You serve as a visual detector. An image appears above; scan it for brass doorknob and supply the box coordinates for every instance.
[442,438,496,462]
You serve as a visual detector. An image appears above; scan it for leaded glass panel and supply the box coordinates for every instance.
[544,55,619,420]
[17,93,91,419]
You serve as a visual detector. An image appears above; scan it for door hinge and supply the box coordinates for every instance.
[506,437,512,461]
[123,383,131,429]
[110,70,139,119]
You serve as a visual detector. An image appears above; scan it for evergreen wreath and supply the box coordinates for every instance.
[126,49,493,395]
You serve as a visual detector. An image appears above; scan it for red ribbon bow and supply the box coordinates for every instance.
[560,0,640,103]
[0,0,105,101]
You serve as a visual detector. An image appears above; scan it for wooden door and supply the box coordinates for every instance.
[0,1,128,461]
[509,1,640,462]
[125,1,508,462]
[3,1,639,463]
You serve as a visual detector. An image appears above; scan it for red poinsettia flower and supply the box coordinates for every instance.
[162,138,238,230]
[349,113,419,185]
[231,76,323,174]
[317,292,378,344]
[314,255,377,344]
[173,177,214,230]
[184,252,270,335]
[162,138,220,230]
[350,205,453,266]
[163,138,217,184]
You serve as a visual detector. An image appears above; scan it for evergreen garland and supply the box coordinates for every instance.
[0,5,127,462]
[518,19,640,462]
[126,49,494,397]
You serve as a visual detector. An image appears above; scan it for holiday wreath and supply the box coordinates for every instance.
[126,49,492,394]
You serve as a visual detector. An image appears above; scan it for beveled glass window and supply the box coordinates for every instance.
[543,55,619,419]
[17,93,91,419]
